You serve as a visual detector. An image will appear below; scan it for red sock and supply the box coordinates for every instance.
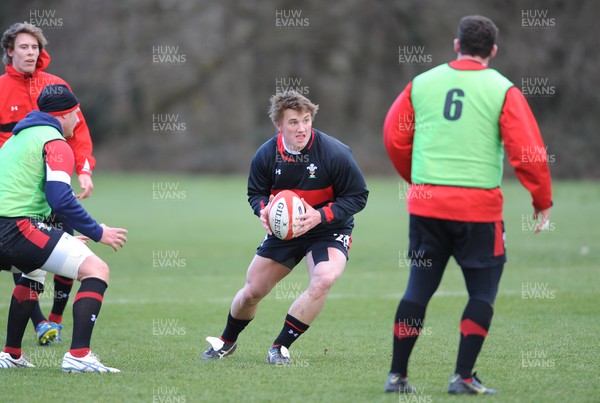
[3,346,22,359]
[48,313,63,324]
[69,348,91,358]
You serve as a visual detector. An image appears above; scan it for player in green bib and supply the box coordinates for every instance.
[411,65,512,189]
[0,85,128,372]
[383,15,552,395]
[0,125,63,218]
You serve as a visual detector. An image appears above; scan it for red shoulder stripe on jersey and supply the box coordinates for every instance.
[44,140,74,174]
[16,219,50,249]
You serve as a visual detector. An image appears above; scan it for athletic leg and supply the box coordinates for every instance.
[455,264,503,378]
[12,272,48,336]
[37,232,118,372]
[201,255,291,359]
[224,255,291,341]
[390,215,452,377]
[273,247,346,348]
[2,270,46,362]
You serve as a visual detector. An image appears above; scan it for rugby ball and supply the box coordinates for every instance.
[268,190,305,240]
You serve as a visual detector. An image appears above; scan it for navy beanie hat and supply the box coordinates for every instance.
[37,84,79,116]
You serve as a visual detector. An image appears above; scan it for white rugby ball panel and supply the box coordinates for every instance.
[268,190,305,240]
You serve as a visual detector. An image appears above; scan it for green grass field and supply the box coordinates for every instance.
[1,174,598,402]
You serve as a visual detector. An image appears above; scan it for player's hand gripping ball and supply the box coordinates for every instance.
[268,190,306,240]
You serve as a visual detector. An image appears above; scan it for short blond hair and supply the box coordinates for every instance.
[268,91,319,128]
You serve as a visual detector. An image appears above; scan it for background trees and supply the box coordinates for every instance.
[2,0,596,177]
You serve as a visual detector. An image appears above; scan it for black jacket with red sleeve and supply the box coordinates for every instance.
[248,129,368,235]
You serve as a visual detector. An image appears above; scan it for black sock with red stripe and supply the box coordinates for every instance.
[220,311,252,344]
[30,302,47,329]
[70,278,107,357]
[49,274,74,324]
[4,279,42,358]
[273,314,309,349]
[12,272,46,329]
[391,299,426,377]
[455,299,494,379]
[29,281,46,329]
